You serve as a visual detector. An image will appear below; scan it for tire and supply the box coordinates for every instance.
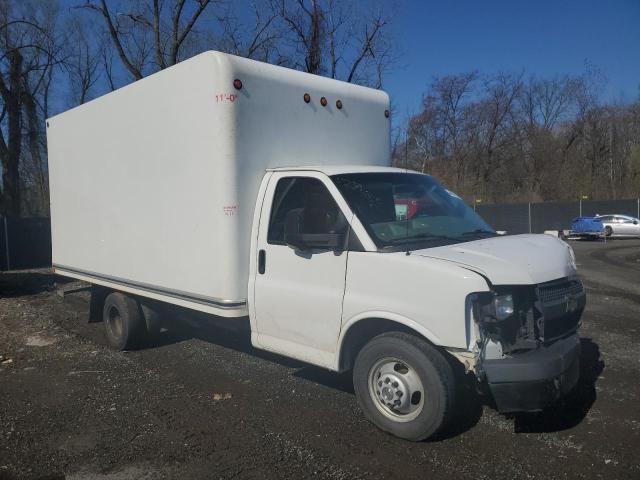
[604,226,613,237]
[353,332,455,441]
[102,292,146,350]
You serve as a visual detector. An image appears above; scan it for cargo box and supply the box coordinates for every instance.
[47,51,390,315]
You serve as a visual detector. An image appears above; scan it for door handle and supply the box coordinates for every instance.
[258,249,266,274]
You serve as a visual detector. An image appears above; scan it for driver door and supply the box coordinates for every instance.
[252,172,350,368]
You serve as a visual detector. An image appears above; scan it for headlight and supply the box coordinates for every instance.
[493,294,514,320]
[471,291,519,324]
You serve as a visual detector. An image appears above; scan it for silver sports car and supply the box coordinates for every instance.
[595,214,640,237]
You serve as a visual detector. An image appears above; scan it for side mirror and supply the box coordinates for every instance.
[301,232,346,249]
[284,210,346,251]
[284,209,306,250]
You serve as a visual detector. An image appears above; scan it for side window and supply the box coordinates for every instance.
[267,177,347,245]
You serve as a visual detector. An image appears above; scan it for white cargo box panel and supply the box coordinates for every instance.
[47,51,390,315]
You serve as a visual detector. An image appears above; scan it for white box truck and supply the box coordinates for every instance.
[47,51,585,441]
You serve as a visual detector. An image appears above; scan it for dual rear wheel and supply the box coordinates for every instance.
[102,292,157,350]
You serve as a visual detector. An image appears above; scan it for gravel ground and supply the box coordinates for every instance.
[1,238,639,479]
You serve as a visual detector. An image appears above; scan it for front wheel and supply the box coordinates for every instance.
[353,332,455,441]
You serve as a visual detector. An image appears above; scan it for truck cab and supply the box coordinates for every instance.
[248,166,584,441]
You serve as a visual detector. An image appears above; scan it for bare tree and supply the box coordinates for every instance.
[400,68,640,204]
[80,0,214,80]
[214,2,280,61]
[64,14,103,105]
[512,76,576,199]
[402,73,478,193]
[474,73,523,189]
[270,0,394,86]
[0,0,60,216]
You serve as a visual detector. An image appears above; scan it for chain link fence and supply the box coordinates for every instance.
[476,198,640,234]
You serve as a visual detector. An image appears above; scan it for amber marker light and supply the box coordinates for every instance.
[320,97,328,107]
[336,100,343,109]
[233,79,243,90]
[304,93,311,103]
[384,109,390,118]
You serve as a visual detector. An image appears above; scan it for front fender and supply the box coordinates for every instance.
[341,251,490,358]
[340,310,443,347]
[335,311,443,371]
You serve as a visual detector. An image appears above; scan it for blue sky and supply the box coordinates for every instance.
[386,0,640,119]
[54,0,639,119]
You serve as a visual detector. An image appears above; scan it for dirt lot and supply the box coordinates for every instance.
[1,239,639,479]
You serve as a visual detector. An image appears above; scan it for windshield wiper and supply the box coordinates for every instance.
[389,233,460,244]
[459,229,497,237]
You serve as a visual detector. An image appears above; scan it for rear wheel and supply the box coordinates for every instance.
[604,226,613,237]
[103,292,146,350]
[353,332,455,441]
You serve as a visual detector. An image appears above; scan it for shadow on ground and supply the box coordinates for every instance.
[137,309,488,439]
[3,270,602,441]
[0,270,73,297]
[87,306,605,440]
[512,338,604,433]
[147,312,307,371]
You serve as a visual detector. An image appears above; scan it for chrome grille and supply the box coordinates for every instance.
[538,279,584,305]
[537,278,585,342]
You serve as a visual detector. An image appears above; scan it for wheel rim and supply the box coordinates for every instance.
[368,357,425,422]
[106,305,123,341]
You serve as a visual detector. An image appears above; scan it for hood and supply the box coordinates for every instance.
[411,234,576,285]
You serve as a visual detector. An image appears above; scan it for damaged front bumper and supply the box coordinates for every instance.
[483,334,581,413]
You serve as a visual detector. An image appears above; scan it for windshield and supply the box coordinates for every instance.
[331,172,496,250]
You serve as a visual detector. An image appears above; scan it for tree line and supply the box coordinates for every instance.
[394,69,640,204]
[1,0,638,217]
